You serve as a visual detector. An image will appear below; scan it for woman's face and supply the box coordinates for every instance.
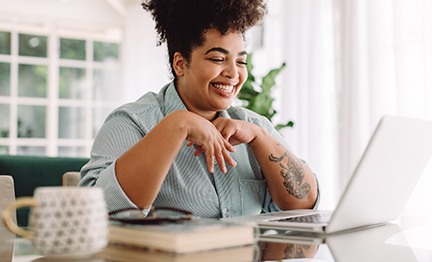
[174,29,248,120]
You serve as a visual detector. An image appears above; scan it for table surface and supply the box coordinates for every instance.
[2,209,432,262]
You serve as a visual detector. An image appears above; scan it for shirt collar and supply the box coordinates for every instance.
[163,81,188,115]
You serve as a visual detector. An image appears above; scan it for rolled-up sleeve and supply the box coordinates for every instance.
[80,161,138,212]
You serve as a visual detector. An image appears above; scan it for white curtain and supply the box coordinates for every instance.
[267,0,432,209]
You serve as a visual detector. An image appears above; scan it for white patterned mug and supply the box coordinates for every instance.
[2,187,108,258]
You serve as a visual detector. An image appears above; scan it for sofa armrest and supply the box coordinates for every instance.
[62,171,81,187]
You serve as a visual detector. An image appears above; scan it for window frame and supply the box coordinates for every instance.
[0,23,122,157]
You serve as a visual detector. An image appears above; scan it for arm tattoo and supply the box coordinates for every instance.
[269,150,311,199]
[284,244,312,258]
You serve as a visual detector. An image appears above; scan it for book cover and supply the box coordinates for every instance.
[108,218,256,253]
[98,243,257,262]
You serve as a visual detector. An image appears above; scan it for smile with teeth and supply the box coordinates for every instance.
[212,83,235,93]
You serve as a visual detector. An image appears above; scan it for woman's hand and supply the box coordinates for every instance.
[211,117,261,146]
[182,112,237,173]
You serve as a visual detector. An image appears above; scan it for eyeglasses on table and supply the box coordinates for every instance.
[108,206,193,225]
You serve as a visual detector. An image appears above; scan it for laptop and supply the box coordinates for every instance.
[258,223,418,261]
[224,115,432,234]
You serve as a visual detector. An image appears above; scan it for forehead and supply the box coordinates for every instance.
[197,29,246,53]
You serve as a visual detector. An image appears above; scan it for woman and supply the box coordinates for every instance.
[80,0,319,217]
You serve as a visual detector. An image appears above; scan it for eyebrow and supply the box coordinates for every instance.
[204,47,248,57]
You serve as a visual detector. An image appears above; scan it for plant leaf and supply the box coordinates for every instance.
[238,53,295,131]
[275,120,295,130]
[246,54,254,76]
[251,93,275,120]
[261,63,286,91]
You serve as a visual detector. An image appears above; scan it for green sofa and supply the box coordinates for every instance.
[0,154,89,227]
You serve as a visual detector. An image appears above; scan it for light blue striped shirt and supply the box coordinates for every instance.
[80,82,319,218]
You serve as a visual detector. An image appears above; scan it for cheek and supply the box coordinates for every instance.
[196,67,218,83]
[239,68,248,84]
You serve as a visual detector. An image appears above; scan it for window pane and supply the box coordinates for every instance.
[19,33,47,57]
[58,146,86,157]
[17,146,45,155]
[18,64,47,97]
[60,38,85,60]
[0,31,11,55]
[93,68,119,101]
[18,105,46,138]
[93,41,119,62]
[59,67,86,99]
[0,146,8,154]
[0,104,9,137]
[58,106,85,138]
[0,63,10,96]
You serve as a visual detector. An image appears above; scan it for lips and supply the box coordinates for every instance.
[211,83,235,93]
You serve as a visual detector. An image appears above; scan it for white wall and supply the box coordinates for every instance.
[121,4,169,103]
[0,0,122,35]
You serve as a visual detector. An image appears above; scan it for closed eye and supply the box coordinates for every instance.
[208,58,224,63]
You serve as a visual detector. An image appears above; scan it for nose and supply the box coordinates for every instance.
[221,61,239,79]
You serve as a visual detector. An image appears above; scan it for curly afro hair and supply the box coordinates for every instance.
[142,0,267,78]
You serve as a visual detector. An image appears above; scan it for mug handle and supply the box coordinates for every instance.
[2,197,39,238]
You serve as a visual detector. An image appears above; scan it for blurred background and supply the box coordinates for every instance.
[1,0,431,209]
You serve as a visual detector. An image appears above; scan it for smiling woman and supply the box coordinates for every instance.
[174,29,248,120]
[79,0,320,219]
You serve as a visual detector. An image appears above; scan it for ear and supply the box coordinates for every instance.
[173,52,186,77]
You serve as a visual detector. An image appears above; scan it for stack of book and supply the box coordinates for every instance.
[106,218,257,254]
[99,243,256,262]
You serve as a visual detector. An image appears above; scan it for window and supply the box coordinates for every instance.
[0,30,121,157]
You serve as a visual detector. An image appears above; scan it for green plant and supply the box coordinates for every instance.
[238,53,294,130]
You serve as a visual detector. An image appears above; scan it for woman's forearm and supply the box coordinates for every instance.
[249,129,318,210]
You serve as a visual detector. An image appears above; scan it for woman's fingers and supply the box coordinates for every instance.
[190,138,236,174]
[215,150,227,173]
[204,141,235,174]
[185,114,239,174]
[222,148,237,167]
[205,152,215,173]
[213,117,258,146]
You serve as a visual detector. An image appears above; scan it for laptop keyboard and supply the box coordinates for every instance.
[274,212,332,224]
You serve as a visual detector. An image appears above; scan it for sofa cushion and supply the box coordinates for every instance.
[0,155,89,227]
